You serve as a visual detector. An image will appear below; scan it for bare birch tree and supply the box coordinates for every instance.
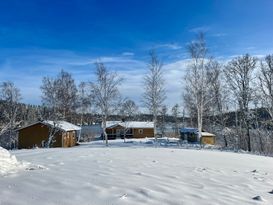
[41,70,77,120]
[171,104,180,137]
[41,70,77,147]
[0,82,21,148]
[56,70,78,119]
[45,121,60,148]
[259,54,273,120]
[120,99,139,120]
[158,105,167,137]
[224,54,257,151]
[77,82,92,142]
[183,32,212,139]
[257,54,273,153]
[40,77,58,118]
[0,82,21,132]
[207,60,230,147]
[143,50,166,140]
[119,99,139,142]
[90,61,122,146]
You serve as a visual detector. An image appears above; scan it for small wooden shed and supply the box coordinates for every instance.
[17,120,81,149]
[200,132,216,145]
[104,121,154,139]
[180,128,216,145]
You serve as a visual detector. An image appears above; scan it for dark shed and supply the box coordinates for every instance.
[17,120,81,149]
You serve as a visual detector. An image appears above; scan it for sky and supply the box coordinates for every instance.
[0,0,272,112]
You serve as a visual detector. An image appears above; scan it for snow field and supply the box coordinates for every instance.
[0,140,273,205]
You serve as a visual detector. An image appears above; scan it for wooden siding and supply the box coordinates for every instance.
[201,136,215,145]
[62,131,77,147]
[133,128,154,138]
[18,123,77,149]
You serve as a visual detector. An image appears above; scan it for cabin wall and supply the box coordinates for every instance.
[201,136,215,145]
[105,126,154,139]
[63,131,77,147]
[18,123,63,149]
[106,128,117,140]
[133,128,154,138]
[106,125,126,139]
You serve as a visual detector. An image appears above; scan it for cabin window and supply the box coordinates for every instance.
[138,129,143,134]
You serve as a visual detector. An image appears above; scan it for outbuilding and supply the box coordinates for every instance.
[17,120,81,149]
[180,127,216,145]
[104,121,154,139]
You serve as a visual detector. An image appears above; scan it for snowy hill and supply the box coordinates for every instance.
[0,140,273,205]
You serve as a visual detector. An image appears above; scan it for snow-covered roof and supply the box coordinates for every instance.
[105,121,154,129]
[124,121,154,128]
[17,120,81,132]
[105,121,121,128]
[44,121,81,131]
[180,127,199,133]
[201,132,215,137]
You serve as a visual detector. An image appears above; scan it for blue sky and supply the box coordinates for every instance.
[0,0,272,110]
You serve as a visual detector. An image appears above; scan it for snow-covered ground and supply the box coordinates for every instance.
[1,139,273,205]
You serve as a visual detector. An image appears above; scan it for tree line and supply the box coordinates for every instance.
[184,32,273,154]
[0,32,273,153]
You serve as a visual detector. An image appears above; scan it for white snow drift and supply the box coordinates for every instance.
[0,146,26,176]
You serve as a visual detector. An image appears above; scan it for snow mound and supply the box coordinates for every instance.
[0,147,27,176]
[25,164,47,171]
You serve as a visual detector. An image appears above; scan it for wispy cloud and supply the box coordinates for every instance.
[189,26,210,33]
[245,46,256,50]
[210,33,227,37]
[121,52,135,56]
[154,43,182,50]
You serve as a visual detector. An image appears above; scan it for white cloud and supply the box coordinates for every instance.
[4,47,269,112]
[118,59,189,112]
[0,47,190,111]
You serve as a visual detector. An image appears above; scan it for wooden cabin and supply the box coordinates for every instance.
[180,128,216,145]
[104,121,154,139]
[17,121,81,149]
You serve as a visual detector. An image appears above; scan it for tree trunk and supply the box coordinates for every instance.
[246,121,251,152]
[77,114,83,143]
[223,135,228,147]
[197,107,202,144]
[154,115,157,142]
[221,115,228,147]
[102,117,108,146]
